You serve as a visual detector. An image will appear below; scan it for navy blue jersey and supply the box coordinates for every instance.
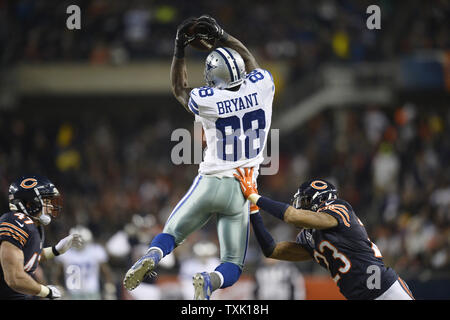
[296,199,397,300]
[0,211,44,299]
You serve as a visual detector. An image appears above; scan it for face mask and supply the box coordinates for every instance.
[39,213,52,225]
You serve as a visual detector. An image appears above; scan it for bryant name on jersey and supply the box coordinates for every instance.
[215,92,259,115]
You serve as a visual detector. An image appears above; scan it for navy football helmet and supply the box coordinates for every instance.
[292,179,338,211]
[8,175,61,224]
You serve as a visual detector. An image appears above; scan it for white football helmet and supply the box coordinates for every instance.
[204,47,246,89]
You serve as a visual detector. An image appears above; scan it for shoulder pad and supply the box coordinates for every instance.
[318,199,352,228]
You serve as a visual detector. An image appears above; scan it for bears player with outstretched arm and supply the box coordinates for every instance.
[0,175,83,300]
[123,15,274,300]
[234,168,414,300]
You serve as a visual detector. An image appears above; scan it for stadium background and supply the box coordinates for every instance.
[0,0,449,299]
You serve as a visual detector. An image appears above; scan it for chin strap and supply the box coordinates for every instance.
[34,188,52,225]
[39,214,52,225]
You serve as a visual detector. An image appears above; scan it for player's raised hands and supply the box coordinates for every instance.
[234,168,259,199]
[196,14,228,41]
[175,17,197,49]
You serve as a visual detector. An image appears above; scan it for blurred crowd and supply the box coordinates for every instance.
[0,100,449,297]
[1,0,449,67]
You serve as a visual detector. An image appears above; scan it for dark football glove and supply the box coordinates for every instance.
[195,14,229,42]
[174,17,197,58]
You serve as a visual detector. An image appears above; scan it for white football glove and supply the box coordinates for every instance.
[46,285,62,300]
[54,233,83,255]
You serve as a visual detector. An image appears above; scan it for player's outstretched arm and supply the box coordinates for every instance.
[40,233,83,261]
[171,18,197,112]
[234,168,338,230]
[271,241,312,261]
[196,15,259,72]
[283,206,338,230]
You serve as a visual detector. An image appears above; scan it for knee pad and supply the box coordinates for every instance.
[215,262,242,288]
[149,233,175,256]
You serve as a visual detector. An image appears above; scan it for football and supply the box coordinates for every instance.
[187,22,216,51]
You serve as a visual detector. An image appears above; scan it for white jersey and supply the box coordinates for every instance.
[188,68,275,177]
[55,243,108,294]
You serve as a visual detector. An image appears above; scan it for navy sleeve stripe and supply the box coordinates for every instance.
[189,101,198,111]
[189,97,199,109]
[188,95,200,115]
[188,102,199,115]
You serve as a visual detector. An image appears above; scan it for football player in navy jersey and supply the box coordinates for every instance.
[0,175,83,300]
[234,168,414,300]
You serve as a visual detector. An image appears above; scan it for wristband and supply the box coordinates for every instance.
[52,245,60,256]
[37,285,50,297]
[219,30,229,42]
[174,44,185,59]
[256,196,290,221]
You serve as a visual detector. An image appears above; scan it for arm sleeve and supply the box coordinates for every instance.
[255,196,290,221]
[250,213,276,257]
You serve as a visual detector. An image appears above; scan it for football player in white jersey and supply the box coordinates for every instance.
[54,226,116,300]
[123,15,275,300]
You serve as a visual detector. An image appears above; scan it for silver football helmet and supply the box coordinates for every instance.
[204,47,246,89]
